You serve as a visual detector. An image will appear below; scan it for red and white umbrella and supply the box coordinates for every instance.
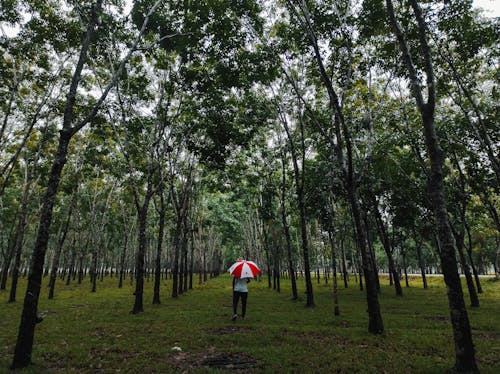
[228,259,261,279]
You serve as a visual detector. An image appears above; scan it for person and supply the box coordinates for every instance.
[232,276,250,321]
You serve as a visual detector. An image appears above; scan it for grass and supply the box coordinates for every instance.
[1,274,499,373]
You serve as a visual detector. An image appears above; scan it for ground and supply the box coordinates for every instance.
[1,274,499,373]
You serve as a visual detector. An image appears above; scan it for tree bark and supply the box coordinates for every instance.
[372,197,402,295]
[132,199,151,314]
[413,227,427,289]
[153,196,165,304]
[364,214,381,292]
[48,198,74,299]
[280,152,298,300]
[328,216,340,316]
[451,225,480,307]
[12,128,73,368]
[0,235,14,291]
[65,235,77,287]
[8,166,32,302]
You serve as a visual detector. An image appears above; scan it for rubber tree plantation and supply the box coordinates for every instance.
[0,0,499,372]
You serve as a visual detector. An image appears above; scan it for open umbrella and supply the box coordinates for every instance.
[228,259,261,279]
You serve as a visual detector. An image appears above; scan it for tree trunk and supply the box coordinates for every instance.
[189,226,194,290]
[386,0,477,369]
[452,227,479,307]
[401,246,409,288]
[182,222,189,293]
[262,219,272,289]
[132,200,151,314]
[153,199,165,304]
[280,153,298,300]
[280,110,314,307]
[292,1,382,326]
[413,227,427,289]
[7,163,33,303]
[48,198,73,299]
[65,236,76,287]
[0,236,14,291]
[364,214,381,292]
[12,129,73,368]
[328,226,340,316]
[464,222,482,293]
[372,197,402,296]
[90,237,99,293]
[118,233,128,289]
[170,169,192,298]
[270,221,281,293]
[340,234,348,288]
[171,214,182,298]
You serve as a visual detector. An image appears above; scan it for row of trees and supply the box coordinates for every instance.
[0,0,498,371]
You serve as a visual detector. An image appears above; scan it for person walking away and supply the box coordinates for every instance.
[232,277,250,320]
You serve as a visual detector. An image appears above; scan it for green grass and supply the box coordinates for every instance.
[1,274,499,373]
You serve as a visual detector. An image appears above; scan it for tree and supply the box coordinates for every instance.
[276,98,314,307]
[279,0,384,332]
[385,0,477,370]
[12,0,162,367]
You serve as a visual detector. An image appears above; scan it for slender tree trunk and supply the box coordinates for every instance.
[48,198,73,299]
[153,200,165,304]
[452,227,479,307]
[77,255,84,284]
[372,197,402,296]
[198,221,204,285]
[132,199,151,314]
[170,169,192,298]
[262,219,272,289]
[279,110,314,307]
[118,233,128,289]
[66,236,76,287]
[8,215,27,303]
[401,247,409,288]
[328,226,340,316]
[364,214,381,292]
[0,237,14,291]
[340,235,348,288]
[178,229,185,295]
[91,237,99,293]
[7,164,33,302]
[386,0,477,369]
[182,222,189,293]
[270,221,281,293]
[413,227,427,289]
[356,252,364,291]
[495,237,500,279]
[464,222,482,293]
[172,214,182,298]
[280,153,298,300]
[289,1,382,326]
[189,226,194,290]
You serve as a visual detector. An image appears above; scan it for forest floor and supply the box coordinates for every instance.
[1,274,499,373]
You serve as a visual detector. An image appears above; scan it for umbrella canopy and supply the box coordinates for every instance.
[228,260,261,279]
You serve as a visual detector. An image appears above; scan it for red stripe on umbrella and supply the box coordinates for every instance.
[228,260,261,278]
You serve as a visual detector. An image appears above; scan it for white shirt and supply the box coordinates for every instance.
[234,278,249,292]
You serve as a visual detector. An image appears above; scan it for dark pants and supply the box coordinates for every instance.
[233,291,248,317]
